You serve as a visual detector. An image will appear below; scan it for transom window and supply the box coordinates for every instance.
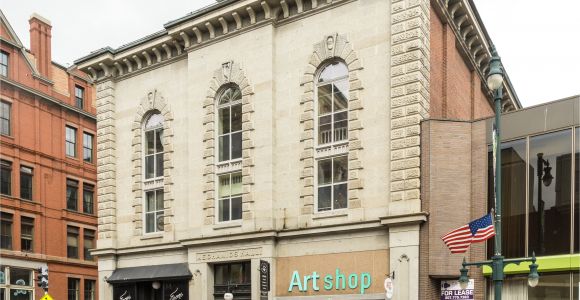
[316,61,349,145]
[217,172,242,222]
[144,189,164,233]
[217,86,242,162]
[144,113,164,180]
[317,156,348,211]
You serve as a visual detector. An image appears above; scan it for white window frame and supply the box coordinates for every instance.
[216,172,243,223]
[143,188,164,234]
[315,155,349,212]
[142,112,165,235]
[215,85,243,165]
[314,61,349,147]
[0,266,35,300]
[65,126,77,157]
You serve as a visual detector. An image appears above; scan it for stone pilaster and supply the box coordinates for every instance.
[96,79,117,248]
[389,0,430,215]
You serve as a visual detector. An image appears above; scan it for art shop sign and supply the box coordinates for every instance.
[288,269,372,294]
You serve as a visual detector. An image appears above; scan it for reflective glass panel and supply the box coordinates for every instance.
[529,130,572,256]
[528,273,570,300]
[318,62,348,83]
[318,85,333,115]
[318,159,332,185]
[10,268,31,285]
[575,127,579,253]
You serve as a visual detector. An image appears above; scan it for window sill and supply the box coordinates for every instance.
[141,233,163,240]
[0,134,13,140]
[64,209,95,217]
[312,209,348,220]
[213,220,242,230]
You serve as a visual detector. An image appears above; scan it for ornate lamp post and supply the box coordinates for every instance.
[457,46,540,299]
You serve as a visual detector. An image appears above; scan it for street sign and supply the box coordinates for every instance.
[40,293,54,300]
[384,277,394,299]
[259,260,270,295]
[441,279,474,300]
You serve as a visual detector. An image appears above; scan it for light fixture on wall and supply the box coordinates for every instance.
[152,281,161,290]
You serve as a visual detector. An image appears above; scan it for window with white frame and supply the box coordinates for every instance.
[217,85,242,162]
[144,189,164,233]
[316,61,349,145]
[143,113,164,180]
[315,61,349,212]
[0,266,34,300]
[217,172,242,222]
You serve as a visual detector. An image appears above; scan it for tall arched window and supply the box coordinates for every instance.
[143,112,164,233]
[315,61,349,212]
[217,85,242,162]
[316,61,349,145]
[216,85,243,222]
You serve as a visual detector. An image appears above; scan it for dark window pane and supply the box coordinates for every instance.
[333,156,348,182]
[145,130,155,155]
[333,81,348,111]
[155,153,164,177]
[0,101,10,135]
[219,135,230,161]
[231,104,242,132]
[573,272,579,299]
[0,161,11,195]
[318,159,332,185]
[68,278,80,300]
[84,230,95,261]
[219,199,230,222]
[67,226,79,258]
[219,107,230,134]
[318,122,332,145]
[318,186,331,211]
[83,133,93,163]
[84,279,96,300]
[155,129,163,153]
[156,190,164,210]
[83,185,94,214]
[575,127,579,253]
[67,180,78,211]
[231,132,242,160]
[231,197,242,220]
[21,217,33,252]
[145,155,154,179]
[10,268,31,286]
[318,85,332,115]
[0,212,12,249]
[487,139,527,258]
[145,213,155,233]
[213,262,251,300]
[529,130,572,256]
[333,183,348,210]
[146,191,155,212]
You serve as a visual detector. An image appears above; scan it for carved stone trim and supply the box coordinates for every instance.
[130,89,175,236]
[203,62,255,225]
[299,33,364,218]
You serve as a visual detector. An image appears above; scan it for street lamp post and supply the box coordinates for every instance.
[457,46,540,299]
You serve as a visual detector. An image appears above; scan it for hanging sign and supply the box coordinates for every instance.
[441,279,474,300]
[384,277,394,299]
[260,260,270,294]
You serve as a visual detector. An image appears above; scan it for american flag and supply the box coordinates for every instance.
[441,213,495,254]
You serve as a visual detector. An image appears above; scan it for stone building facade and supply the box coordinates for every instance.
[75,0,519,299]
[0,10,97,300]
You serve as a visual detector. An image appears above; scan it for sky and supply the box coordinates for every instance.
[2,0,579,107]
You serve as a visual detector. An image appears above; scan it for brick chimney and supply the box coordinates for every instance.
[29,13,52,79]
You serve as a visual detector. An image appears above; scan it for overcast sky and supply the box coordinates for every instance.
[3,0,579,107]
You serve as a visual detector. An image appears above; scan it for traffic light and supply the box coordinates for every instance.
[36,266,48,292]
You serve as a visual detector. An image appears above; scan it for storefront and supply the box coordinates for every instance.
[107,263,191,300]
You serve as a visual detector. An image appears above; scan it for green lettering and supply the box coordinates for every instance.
[348,274,358,289]
[360,273,371,294]
[324,275,333,290]
[303,275,311,291]
[312,272,320,291]
[335,268,346,290]
[288,271,303,292]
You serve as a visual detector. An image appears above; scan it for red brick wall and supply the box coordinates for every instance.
[429,9,494,121]
[0,18,97,298]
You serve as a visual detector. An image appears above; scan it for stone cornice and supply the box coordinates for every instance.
[432,0,521,112]
[75,0,351,82]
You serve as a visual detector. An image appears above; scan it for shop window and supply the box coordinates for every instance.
[0,51,7,77]
[217,172,242,222]
[0,267,33,300]
[66,179,79,211]
[83,133,94,163]
[217,85,242,162]
[214,261,251,300]
[75,86,84,109]
[20,217,33,252]
[0,160,11,196]
[316,61,349,145]
[144,113,164,180]
[529,129,572,256]
[528,273,571,299]
[66,126,77,157]
[144,189,163,233]
[84,229,95,261]
[0,101,10,136]
[84,279,95,300]
[19,166,33,201]
[574,127,579,253]
[0,212,12,250]
[83,184,94,215]
[317,155,348,211]
[68,278,80,300]
[67,226,79,259]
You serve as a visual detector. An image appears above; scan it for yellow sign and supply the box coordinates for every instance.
[40,293,53,300]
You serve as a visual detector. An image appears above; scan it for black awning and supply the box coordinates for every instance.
[107,263,192,284]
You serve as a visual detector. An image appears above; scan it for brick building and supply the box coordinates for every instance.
[0,10,97,300]
[74,0,519,299]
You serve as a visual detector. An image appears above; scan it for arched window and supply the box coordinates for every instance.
[143,112,164,233]
[316,61,349,145]
[217,85,242,162]
[144,112,164,179]
[315,61,349,212]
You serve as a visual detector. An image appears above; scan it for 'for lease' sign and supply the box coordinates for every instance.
[440,279,474,300]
